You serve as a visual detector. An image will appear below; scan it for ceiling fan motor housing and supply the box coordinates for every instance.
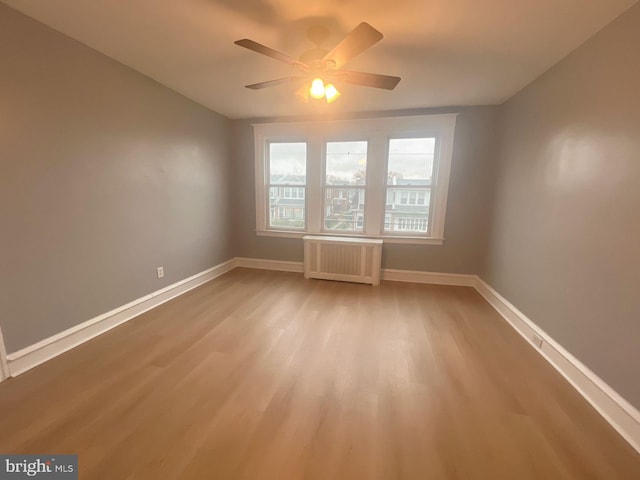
[299,47,330,66]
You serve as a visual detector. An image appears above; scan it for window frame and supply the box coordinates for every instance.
[253,114,457,245]
[265,140,308,232]
[322,139,370,234]
[383,135,437,237]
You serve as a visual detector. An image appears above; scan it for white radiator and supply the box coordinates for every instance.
[303,236,383,285]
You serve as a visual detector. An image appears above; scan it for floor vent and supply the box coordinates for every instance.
[303,236,383,285]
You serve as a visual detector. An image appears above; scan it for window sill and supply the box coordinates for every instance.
[255,230,444,245]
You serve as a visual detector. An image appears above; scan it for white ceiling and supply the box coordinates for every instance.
[3,0,637,119]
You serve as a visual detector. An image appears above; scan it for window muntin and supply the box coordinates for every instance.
[384,138,435,234]
[268,142,307,230]
[323,141,368,232]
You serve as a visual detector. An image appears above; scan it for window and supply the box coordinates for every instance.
[384,138,434,234]
[268,142,306,230]
[324,141,368,232]
[254,114,457,244]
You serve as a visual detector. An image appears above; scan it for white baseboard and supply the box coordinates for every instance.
[474,277,640,454]
[6,258,236,377]
[234,258,477,288]
[0,326,9,381]
[235,257,304,273]
[382,268,476,286]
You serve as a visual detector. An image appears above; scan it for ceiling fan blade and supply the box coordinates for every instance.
[334,71,401,90]
[235,39,308,70]
[323,23,383,69]
[245,77,305,90]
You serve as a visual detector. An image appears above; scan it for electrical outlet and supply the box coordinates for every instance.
[531,333,543,349]
[157,266,164,279]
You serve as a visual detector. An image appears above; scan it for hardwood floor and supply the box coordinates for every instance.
[1,268,639,479]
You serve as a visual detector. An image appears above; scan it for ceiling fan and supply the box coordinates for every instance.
[234,22,401,103]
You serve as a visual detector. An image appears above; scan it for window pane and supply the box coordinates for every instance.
[384,188,430,233]
[387,138,435,186]
[324,188,365,231]
[326,141,367,186]
[269,142,306,185]
[269,186,305,229]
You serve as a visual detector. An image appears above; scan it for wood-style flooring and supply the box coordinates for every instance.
[1,268,639,479]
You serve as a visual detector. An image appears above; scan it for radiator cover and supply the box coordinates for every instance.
[303,236,383,285]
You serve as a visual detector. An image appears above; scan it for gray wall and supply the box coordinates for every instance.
[0,4,233,353]
[232,107,500,273]
[482,4,640,408]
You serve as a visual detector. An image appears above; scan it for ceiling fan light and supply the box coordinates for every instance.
[324,83,340,103]
[309,78,325,99]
